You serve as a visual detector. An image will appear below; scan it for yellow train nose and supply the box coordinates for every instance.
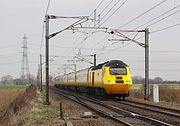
[104,84,132,95]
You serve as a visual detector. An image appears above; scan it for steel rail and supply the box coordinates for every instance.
[51,87,173,126]
[51,87,132,126]
[77,95,173,126]
[116,99,180,118]
[126,99,180,114]
[75,97,133,126]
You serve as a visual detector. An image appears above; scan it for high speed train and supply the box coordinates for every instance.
[55,60,132,100]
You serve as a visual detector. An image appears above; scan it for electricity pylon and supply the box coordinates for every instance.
[20,34,30,84]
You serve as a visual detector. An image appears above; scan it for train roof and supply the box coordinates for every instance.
[91,60,128,70]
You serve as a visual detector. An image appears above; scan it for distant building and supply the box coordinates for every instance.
[1,75,13,84]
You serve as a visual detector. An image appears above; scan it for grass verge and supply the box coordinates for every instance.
[26,91,59,125]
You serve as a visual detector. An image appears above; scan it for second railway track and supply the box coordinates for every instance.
[51,86,176,126]
[103,98,180,125]
[116,99,180,118]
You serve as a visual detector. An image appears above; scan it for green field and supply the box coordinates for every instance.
[0,84,29,90]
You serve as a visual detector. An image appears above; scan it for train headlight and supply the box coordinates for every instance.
[108,80,114,84]
[126,80,131,84]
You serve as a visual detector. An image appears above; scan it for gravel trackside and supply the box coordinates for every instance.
[21,88,121,126]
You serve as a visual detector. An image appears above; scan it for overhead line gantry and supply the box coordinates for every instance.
[45,14,107,104]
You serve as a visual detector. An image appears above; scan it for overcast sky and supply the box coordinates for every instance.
[0,0,180,81]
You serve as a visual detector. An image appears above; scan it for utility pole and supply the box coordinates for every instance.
[40,54,43,92]
[64,68,67,75]
[94,54,96,66]
[37,65,40,88]
[45,15,50,104]
[144,28,149,100]
[74,64,77,83]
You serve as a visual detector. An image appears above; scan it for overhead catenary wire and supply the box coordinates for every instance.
[100,0,122,23]
[79,0,128,50]
[97,42,133,56]
[96,58,180,63]
[56,0,109,59]
[80,0,122,41]
[101,0,128,26]
[122,4,180,39]
[53,0,170,68]
[129,11,180,40]
[118,0,168,29]
[80,0,145,58]
[98,1,179,51]
[89,0,106,17]
[52,0,110,71]
[60,0,127,59]
[136,22,180,40]
[28,42,180,54]
[134,4,180,30]
[110,7,180,52]
[75,0,121,47]
[151,23,180,33]
[82,0,107,33]
[85,0,115,29]
[43,1,180,79]
[146,9,180,28]
[53,0,123,70]
[99,0,114,15]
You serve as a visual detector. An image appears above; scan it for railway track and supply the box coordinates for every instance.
[51,87,173,126]
[118,99,180,118]
[85,95,180,125]
[103,98,180,125]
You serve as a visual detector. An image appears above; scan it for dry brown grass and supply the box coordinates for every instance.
[159,86,180,105]
[0,89,24,113]
[0,85,36,126]
[130,84,180,105]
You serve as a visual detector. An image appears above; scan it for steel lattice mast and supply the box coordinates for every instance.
[20,34,30,84]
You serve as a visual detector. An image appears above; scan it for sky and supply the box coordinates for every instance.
[0,0,180,81]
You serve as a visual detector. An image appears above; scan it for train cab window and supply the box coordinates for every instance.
[109,67,127,75]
